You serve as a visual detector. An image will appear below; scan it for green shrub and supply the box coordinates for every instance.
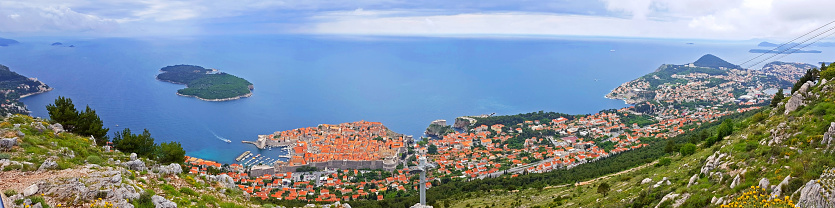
[656,157,671,167]
[0,153,10,159]
[133,192,154,208]
[3,189,17,196]
[680,143,697,156]
[161,184,181,197]
[86,155,103,164]
[27,196,51,208]
[179,187,198,196]
[821,68,835,81]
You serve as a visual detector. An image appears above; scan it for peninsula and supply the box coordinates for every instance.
[244,120,406,172]
[155,64,253,101]
[0,64,52,115]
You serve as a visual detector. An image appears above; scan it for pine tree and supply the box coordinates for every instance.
[156,141,186,164]
[46,96,79,131]
[771,88,784,107]
[76,106,109,145]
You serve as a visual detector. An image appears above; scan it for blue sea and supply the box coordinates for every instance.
[0,35,830,164]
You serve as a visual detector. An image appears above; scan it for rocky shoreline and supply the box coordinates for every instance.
[175,91,252,102]
[19,87,53,99]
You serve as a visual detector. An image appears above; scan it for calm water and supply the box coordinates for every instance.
[0,35,829,164]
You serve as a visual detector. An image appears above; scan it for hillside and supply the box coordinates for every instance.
[607,55,801,105]
[0,64,52,115]
[445,68,835,207]
[0,115,260,208]
[693,54,740,70]
[0,38,18,47]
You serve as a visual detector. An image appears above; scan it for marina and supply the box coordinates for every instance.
[233,147,291,168]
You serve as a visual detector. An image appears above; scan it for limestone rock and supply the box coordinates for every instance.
[673,193,691,207]
[157,163,183,175]
[38,159,58,171]
[688,174,699,187]
[152,195,178,208]
[771,175,791,198]
[409,203,433,208]
[759,178,770,190]
[822,122,835,149]
[206,174,237,189]
[730,174,741,189]
[23,184,39,196]
[30,122,46,132]
[653,177,671,188]
[48,123,65,134]
[796,180,835,208]
[0,137,17,150]
[641,178,653,185]
[768,122,790,146]
[785,81,813,114]
[111,174,122,183]
[129,153,137,161]
[122,159,146,171]
[655,192,679,208]
[700,152,725,175]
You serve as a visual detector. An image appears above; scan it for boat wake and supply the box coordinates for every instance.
[208,130,232,143]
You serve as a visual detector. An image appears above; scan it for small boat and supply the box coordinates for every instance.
[115,124,119,127]
[610,49,615,52]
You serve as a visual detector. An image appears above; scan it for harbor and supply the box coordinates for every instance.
[233,146,291,168]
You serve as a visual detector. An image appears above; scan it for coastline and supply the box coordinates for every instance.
[157,71,253,102]
[19,87,53,99]
[175,91,252,102]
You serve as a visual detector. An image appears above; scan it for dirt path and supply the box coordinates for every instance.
[546,161,658,189]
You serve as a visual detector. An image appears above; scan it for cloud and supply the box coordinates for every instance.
[0,3,118,34]
[2,0,833,39]
[302,0,835,40]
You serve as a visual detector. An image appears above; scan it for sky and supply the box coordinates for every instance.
[0,0,833,40]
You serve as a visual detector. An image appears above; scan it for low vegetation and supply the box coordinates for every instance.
[156,64,253,100]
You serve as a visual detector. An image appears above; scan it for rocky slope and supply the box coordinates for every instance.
[0,115,257,208]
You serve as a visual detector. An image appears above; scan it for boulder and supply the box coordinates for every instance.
[152,195,178,208]
[653,177,671,188]
[206,174,237,189]
[110,174,122,183]
[30,122,46,132]
[129,153,137,161]
[785,81,814,114]
[771,175,791,198]
[158,163,183,175]
[122,159,146,171]
[730,174,741,189]
[23,184,39,196]
[655,193,679,208]
[0,137,17,150]
[688,174,699,187]
[641,178,653,185]
[796,180,835,208]
[48,123,65,134]
[759,178,770,190]
[700,152,725,175]
[113,187,140,201]
[38,159,58,171]
[822,122,835,149]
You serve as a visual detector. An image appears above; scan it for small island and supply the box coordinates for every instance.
[155,64,253,101]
